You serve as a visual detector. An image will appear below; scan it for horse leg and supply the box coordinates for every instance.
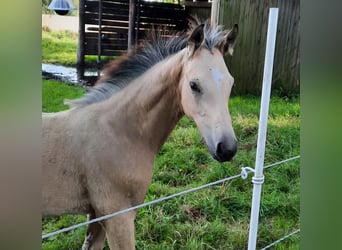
[102,211,136,250]
[82,210,106,250]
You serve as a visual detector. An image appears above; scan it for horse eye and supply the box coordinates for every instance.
[189,81,201,93]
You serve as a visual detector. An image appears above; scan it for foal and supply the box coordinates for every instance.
[42,20,238,249]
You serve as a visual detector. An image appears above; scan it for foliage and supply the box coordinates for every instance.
[42,0,53,14]
[42,80,300,249]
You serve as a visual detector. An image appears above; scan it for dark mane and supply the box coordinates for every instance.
[65,20,229,108]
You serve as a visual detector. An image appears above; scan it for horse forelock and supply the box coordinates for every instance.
[187,17,229,52]
[66,20,228,109]
[202,22,229,52]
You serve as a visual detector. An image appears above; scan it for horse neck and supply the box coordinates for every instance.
[106,50,186,154]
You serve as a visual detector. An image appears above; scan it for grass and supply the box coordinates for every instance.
[42,27,79,66]
[42,79,85,112]
[42,27,299,249]
[42,27,116,67]
[42,80,300,249]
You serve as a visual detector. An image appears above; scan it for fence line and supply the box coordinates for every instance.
[42,155,300,240]
[260,229,300,250]
[241,155,300,180]
[264,155,300,169]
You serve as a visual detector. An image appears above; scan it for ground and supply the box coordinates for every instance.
[42,14,78,32]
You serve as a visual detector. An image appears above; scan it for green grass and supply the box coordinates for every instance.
[42,27,116,67]
[42,28,79,66]
[42,79,85,112]
[42,80,300,249]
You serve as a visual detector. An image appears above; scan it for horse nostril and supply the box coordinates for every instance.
[217,142,224,155]
[215,141,237,162]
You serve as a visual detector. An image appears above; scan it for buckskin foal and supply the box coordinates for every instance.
[42,20,238,249]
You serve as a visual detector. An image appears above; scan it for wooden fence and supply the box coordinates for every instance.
[76,0,299,95]
[220,0,300,95]
[184,0,211,19]
[77,0,187,68]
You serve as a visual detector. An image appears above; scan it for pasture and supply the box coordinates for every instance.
[42,27,115,67]
[42,29,299,249]
[42,81,299,249]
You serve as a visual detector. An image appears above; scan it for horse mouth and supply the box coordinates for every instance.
[213,153,234,162]
[212,141,237,162]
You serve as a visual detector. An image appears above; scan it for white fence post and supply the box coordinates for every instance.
[247,8,279,250]
[210,0,221,26]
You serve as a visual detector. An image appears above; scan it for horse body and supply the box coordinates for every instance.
[42,110,88,214]
[43,20,238,249]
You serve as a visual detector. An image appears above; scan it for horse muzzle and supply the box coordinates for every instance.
[211,138,237,162]
[195,119,238,162]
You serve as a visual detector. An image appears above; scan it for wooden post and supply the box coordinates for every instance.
[77,0,85,82]
[210,0,220,26]
[97,0,103,69]
[135,0,141,48]
[128,0,137,54]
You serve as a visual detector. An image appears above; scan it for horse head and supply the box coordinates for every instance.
[180,22,238,162]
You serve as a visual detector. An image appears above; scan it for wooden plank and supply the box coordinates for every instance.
[85,7,129,16]
[85,32,128,46]
[102,0,129,4]
[139,6,184,13]
[139,6,184,16]
[184,2,211,8]
[85,0,129,8]
[185,5,211,19]
[139,11,185,20]
[85,1,129,13]
[128,0,137,53]
[84,17,129,27]
[86,32,128,40]
[86,26,129,36]
[77,0,85,68]
[98,0,103,62]
[85,6,128,16]
[219,0,299,94]
[102,0,130,4]
[138,17,186,26]
[138,4,186,30]
[137,24,178,32]
[140,1,184,10]
[85,12,129,22]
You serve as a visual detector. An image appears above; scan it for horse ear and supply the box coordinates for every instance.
[222,24,239,56]
[187,24,205,55]
[187,16,201,30]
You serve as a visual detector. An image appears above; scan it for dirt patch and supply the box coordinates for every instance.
[183,206,206,221]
